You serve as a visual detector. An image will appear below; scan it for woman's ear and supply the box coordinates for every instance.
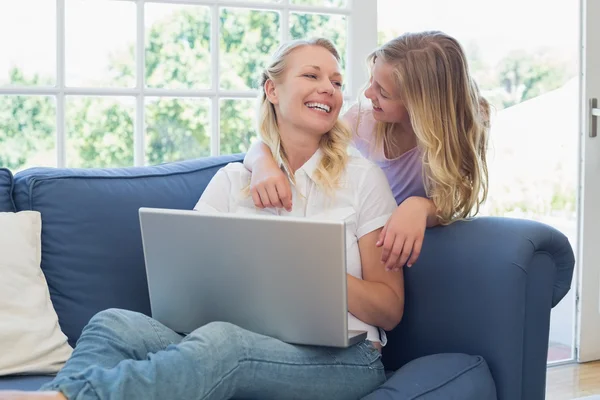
[264,79,279,105]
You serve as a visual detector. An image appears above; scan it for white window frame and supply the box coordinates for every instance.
[0,0,377,168]
[576,0,600,363]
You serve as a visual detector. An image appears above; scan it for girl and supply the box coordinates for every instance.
[2,38,403,400]
[245,31,491,271]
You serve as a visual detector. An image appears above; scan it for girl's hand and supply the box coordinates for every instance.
[250,159,293,211]
[377,197,431,271]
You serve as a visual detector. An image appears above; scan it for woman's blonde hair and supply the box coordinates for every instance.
[362,31,490,224]
[258,38,352,194]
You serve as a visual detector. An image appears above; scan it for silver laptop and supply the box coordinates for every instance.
[138,207,367,348]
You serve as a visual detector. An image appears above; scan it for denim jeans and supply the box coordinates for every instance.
[41,308,386,400]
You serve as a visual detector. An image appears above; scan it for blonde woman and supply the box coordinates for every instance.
[245,31,491,271]
[2,38,403,400]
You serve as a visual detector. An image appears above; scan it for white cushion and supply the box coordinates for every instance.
[0,211,72,375]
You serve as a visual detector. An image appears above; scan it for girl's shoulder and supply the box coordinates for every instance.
[342,102,376,137]
[345,150,398,187]
[219,162,251,184]
[342,102,384,160]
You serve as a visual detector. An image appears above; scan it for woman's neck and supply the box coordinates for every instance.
[278,127,321,173]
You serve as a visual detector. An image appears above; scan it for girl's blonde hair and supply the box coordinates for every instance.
[362,31,490,224]
[258,38,352,193]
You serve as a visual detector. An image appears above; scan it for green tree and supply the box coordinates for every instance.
[496,49,571,108]
[66,97,134,168]
[0,69,54,171]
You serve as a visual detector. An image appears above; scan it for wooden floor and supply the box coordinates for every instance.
[546,361,600,400]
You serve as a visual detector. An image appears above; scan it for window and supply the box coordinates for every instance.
[0,0,377,171]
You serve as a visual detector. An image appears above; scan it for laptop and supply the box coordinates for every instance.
[138,207,367,348]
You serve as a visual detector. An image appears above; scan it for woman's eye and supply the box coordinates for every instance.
[333,81,343,88]
[304,74,317,79]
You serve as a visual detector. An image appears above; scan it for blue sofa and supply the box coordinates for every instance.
[0,155,575,399]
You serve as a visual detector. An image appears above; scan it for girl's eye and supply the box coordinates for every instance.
[333,81,343,88]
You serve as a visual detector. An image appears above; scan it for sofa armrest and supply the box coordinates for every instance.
[381,217,575,400]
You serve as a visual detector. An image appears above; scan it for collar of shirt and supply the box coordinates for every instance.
[279,148,323,184]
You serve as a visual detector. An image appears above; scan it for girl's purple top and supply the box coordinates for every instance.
[343,103,427,205]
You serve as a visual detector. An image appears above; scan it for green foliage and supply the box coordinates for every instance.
[66,97,134,168]
[145,7,211,89]
[290,13,347,71]
[495,49,571,108]
[220,99,257,155]
[220,9,280,90]
[146,98,211,165]
[0,69,55,170]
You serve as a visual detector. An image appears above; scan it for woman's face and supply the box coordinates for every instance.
[364,57,410,124]
[266,45,344,138]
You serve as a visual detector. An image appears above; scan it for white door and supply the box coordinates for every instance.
[577,0,600,363]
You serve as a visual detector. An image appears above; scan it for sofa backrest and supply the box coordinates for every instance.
[0,168,15,212]
[13,154,244,346]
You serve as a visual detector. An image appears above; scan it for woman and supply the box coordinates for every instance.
[1,38,403,400]
[244,31,491,271]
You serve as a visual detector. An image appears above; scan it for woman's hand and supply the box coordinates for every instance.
[250,158,293,211]
[377,196,436,271]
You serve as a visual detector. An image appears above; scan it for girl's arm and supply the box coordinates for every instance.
[378,196,439,271]
[243,140,273,172]
[416,196,440,228]
[242,140,292,211]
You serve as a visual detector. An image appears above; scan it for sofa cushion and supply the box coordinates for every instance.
[362,353,496,400]
[13,154,244,346]
[0,375,54,391]
[0,168,15,212]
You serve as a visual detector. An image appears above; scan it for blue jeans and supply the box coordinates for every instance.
[41,309,386,400]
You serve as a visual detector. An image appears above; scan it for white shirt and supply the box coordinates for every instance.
[193,149,398,344]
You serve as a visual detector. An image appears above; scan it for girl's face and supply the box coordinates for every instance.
[265,45,344,138]
[364,57,410,124]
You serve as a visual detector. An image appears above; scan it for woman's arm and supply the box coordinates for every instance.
[242,140,292,211]
[347,228,404,332]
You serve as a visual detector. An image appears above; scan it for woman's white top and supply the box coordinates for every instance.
[194,149,398,344]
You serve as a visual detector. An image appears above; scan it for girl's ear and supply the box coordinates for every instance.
[264,79,279,105]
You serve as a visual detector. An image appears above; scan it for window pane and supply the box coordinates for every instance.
[290,0,347,7]
[220,99,258,154]
[145,4,211,90]
[66,0,135,88]
[289,13,347,71]
[145,98,211,165]
[66,96,134,168]
[0,1,55,86]
[0,96,56,172]
[220,8,280,90]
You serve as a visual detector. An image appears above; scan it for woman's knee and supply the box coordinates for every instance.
[82,309,155,348]
[187,321,247,358]
[87,308,149,333]
[80,309,182,358]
